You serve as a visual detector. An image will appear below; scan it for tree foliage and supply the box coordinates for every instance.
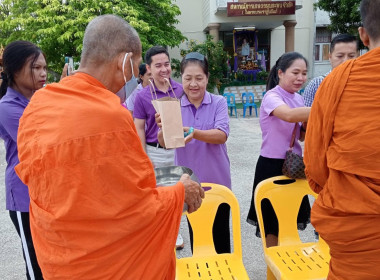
[0,0,185,75]
[171,35,230,93]
[315,0,362,35]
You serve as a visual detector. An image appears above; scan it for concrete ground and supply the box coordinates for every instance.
[0,111,316,279]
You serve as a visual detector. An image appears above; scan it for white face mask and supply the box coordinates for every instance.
[115,52,138,103]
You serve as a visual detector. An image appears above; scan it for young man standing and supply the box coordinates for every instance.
[133,46,185,249]
[133,46,183,168]
[304,34,358,107]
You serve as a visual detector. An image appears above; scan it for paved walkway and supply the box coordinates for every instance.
[0,114,316,279]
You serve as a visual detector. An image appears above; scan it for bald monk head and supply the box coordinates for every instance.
[359,0,380,50]
[78,14,142,94]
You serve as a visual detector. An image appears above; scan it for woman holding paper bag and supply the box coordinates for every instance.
[157,52,231,253]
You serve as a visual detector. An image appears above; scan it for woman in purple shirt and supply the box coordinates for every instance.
[247,52,312,247]
[157,52,231,254]
[0,41,46,279]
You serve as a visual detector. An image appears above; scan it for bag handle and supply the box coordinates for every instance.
[289,123,298,150]
[149,78,178,100]
[148,79,158,100]
[164,78,177,99]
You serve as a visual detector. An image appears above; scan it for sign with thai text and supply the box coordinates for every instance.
[227,1,295,17]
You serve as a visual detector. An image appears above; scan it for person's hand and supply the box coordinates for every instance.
[155,113,162,128]
[180,174,205,213]
[60,63,76,80]
[60,63,71,80]
[183,127,195,144]
[299,122,307,142]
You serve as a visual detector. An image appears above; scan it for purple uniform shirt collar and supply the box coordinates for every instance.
[6,87,30,105]
[180,91,212,107]
[150,78,180,98]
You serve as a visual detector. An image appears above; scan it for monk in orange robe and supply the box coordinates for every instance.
[15,15,204,280]
[304,1,380,279]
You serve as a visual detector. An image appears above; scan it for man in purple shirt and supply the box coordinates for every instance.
[133,46,183,168]
[133,46,184,249]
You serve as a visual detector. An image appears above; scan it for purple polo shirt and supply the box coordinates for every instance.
[0,87,30,211]
[125,83,143,111]
[175,92,231,189]
[260,85,303,159]
[133,79,183,143]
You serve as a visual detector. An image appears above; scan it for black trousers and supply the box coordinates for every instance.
[188,203,231,254]
[247,156,311,237]
[9,211,43,280]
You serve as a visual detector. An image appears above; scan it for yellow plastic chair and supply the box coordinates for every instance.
[176,183,250,280]
[254,176,330,280]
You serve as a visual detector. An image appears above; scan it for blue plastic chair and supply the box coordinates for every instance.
[223,92,237,117]
[299,88,305,95]
[242,92,258,117]
[262,91,266,97]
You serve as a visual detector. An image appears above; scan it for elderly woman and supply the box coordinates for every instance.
[157,52,231,253]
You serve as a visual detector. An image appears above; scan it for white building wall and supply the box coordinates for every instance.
[270,0,315,79]
[313,8,332,78]
[168,0,206,64]
[171,0,323,80]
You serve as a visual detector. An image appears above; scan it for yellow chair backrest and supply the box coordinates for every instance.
[187,183,243,258]
[176,183,249,280]
[255,176,318,247]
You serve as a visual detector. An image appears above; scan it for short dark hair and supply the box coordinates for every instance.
[180,52,209,77]
[0,41,44,98]
[330,34,358,53]
[360,0,380,41]
[139,63,147,76]
[145,46,170,66]
[267,52,308,91]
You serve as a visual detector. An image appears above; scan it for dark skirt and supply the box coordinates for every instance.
[247,155,311,237]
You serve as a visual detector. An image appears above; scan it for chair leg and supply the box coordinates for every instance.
[229,107,232,116]
[255,106,258,117]
[243,106,246,118]
[249,106,252,116]
[267,267,277,280]
[234,107,237,118]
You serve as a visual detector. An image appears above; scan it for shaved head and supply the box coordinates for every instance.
[81,14,141,65]
[360,0,380,41]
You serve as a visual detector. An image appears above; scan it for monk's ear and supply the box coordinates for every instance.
[359,27,370,47]
[117,52,132,72]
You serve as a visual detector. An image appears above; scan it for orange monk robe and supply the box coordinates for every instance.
[15,73,184,280]
[304,47,380,280]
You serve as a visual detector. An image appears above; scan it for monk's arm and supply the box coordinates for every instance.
[304,90,330,193]
[134,118,147,152]
[272,105,310,123]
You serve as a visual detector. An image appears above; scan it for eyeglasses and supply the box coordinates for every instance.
[185,52,205,61]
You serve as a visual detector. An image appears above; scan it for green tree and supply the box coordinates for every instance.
[171,35,230,93]
[0,0,185,76]
[315,0,362,35]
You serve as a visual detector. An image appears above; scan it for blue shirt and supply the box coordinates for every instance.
[0,87,30,211]
[304,70,331,107]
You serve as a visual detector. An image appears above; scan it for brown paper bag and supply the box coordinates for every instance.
[150,80,185,149]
